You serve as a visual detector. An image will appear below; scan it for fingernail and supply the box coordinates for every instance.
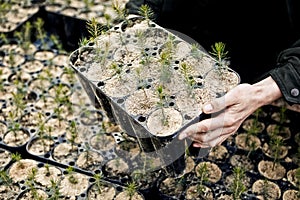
[203,104,213,112]
[178,132,186,140]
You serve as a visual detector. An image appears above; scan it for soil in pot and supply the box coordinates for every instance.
[115,189,145,200]
[207,144,229,163]
[235,133,261,152]
[258,160,286,180]
[27,136,55,156]
[59,170,89,197]
[52,142,79,165]
[195,161,222,184]
[103,157,129,179]
[75,150,104,171]
[251,179,281,200]
[229,154,255,172]
[282,189,299,200]
[17,188,48,200]
[35,164,62,188]
[87,181,116,200]
[8,159,38,183]
[266,124,291,141]
[241,118,265,134]
[158,176,186,199]
[0,148,11,168]
[185,184,214,200]
[3,128,30,147]
[90,132,116,152]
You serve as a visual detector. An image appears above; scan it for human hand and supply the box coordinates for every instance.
[178,77,282,148]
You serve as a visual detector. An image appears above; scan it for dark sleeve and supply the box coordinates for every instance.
[269,39,300,104]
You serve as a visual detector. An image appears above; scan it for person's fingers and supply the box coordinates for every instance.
[187,125,236,144]
[202,96,226,114]
[191,130,234,148]
[179,111,236,140]
[203,85,243,114]
[193,142,210,148]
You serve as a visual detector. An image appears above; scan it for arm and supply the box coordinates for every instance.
[269,39,300,104]
[179,39,300,148]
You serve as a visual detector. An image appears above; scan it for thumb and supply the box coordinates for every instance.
[202,95,227,114]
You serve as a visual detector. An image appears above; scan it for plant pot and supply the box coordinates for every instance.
[59,169,89,197]
[158,176,186,199]
[287,168,300,188]
[8,159,39,183]
[241,118,265,134]
[87,179,117,200]
[3,127,31,147]
[103,157,129,179]
[17,188,48,200]
[26,136,55,157]
[266,124,291,140]
[75,149,104,171]
[251,179,281,200]
[0,147,11,168]
[185,184,214,200]
[282,189,299,200]
[207,145,229,163]
[35,163,62,188]
[115,189,145,200]
[0,3,39,33]
[195,161,222,184]
[52,142,79,165]
[68,16,240,179]
[257,160,286,180]
[261,142,289,160]
[235,133,261,152]
[229,154,255,172]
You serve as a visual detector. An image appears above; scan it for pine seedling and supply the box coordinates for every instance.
[11,152,23,168]
[180,62,196,95]
[0,169,13,186]
[260,179,274,200]
[112,0,128,22]
[93,171,104,193]
[103,13,112,29]
[196,162,209,196]
[34,18,47,49]
[0,2,11,23]
[48,179,60,200]
[86,17,104,43]
[83,0,94,11]
[125,181,138,200]
[23,21,32,53]
[50,34,65,53]
[110,62,123,79]
[209,42,228,67]
[0,33,8,44]
[159,50,172,84]
[230,166,246,200]
[68,120,78,149]
[78,37,90,47]
[66,166,78,184]
[278,106,288,125]
[190,43,203,58]
[138,4,155,26]
[156,85,168,126]
[269,136,285,170]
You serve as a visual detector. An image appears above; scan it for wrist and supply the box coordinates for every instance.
[252,76,282,107]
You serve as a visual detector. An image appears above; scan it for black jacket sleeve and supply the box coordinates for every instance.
[269,39,300,104]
